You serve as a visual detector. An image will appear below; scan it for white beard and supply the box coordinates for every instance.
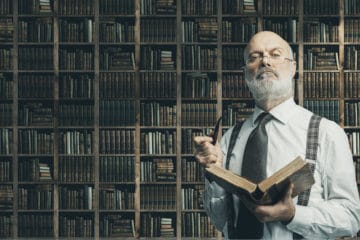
[245,71,293,105]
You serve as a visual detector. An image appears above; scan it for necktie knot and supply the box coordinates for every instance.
[257,112,273,127]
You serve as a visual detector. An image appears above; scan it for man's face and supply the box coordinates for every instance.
[244,32,296,104]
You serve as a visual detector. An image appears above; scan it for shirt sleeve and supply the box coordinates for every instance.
[203,128,233,232]
[286,120,360,238]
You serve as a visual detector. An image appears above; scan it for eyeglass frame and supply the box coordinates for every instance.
[244,55,295,67]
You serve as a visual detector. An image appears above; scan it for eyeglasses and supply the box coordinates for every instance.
[245,55,294,66]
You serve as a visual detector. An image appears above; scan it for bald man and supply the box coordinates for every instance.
[194,31,360,239]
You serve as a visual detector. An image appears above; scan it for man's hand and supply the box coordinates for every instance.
[193,136,223,168]
[240,183,296,223]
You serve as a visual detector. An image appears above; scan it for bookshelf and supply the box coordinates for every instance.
[0,0,359,238]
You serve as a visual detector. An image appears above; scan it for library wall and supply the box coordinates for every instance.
[0,0,359,239]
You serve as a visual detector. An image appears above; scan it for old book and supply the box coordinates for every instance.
[205,156,314,205]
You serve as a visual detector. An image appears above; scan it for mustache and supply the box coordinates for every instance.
[256,68,278,79]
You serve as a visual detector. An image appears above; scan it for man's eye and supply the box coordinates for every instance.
[271,53,281,58]
[248,56,259,62]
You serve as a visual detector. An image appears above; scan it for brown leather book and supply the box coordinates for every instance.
[205,156,315,205]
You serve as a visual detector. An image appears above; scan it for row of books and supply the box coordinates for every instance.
[181,185,204,210]
[18,19,53,43]
[140,102,176,126]
[345,102,360,126]
[18,129,53,154]
[0,0,11,15]
[222,19,257,43]
[345,72,360,98]
[18,214,53,237]
[140,185,176,210]
[59,156,93,182]
[355,158,360,183]
[181,0,216,15]
[263,19,297,43]
[60,74,93,99]
[59,185,93,209]
[59,130,92,155]
[0,18,14,42]
[182,103,217,126]
[101,72,134,98]
[59,19,93,43]
[19,103,53,126]
[181,212,216,238]
[223,102,254,126]
[348,131,360,156]
[100,19,134,43]
[345,19,360,42]
[0,215,11,238]
[18,185,53,209]
[100,100,135,126]
[222,0,256,15]
[303,100,340,123]
[18,0,52,14]
[344,0,360,15]
[141,214,175,237]
[263,0,297,15]
[0,159,11,181]
[0,103,11,126]
[181,46,217,70]
[19,74,53,98]
[0,129,12,155]
[59,215,93,238]
[59,48,93,71]
[182,72,217,98]
[223,46,245,70]
[182,128,211,154]
[345,46,360,70]
[59,103,94,126]
[304,20,339,43]
[0,74,12,99]
[140,72,176,98]
[303,0,338,15]
[99,130,134,154]
[0,48,12,70]
[58,0,93,15]
[304,47,339,70]
[0,185,13,209]
[100,47,134,70]
[100,215,135,238]
[140,0,176,15]
[100,0,135,15]
[141,47,175,70]
[141,18,176,42]
[99,156,135,182]
[303,72,339,98]
[222,73,252,98]
[99,186,135,210]
[19,47,53,70]
[19,158,52,181]
[181,157,205,182]
[140,131,176,154]
[140,158,176,182]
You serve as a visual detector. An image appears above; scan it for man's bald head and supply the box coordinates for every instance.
[244,31,294,61]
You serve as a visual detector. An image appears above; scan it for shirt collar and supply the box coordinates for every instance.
[251,98,297,126]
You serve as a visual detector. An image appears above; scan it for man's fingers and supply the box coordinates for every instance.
[193,136,214,145]
[285,183,294,200]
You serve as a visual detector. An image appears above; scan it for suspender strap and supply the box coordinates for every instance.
[225,122,243,170]
[225,122,243,239]
[294,114,322,239]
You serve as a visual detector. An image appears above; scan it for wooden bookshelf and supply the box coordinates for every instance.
[0,0,359,238]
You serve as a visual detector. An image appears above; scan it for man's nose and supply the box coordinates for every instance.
[261,56,271,66]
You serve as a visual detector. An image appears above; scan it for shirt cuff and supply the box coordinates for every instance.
[205,177,227,198]
[286,205,314,236]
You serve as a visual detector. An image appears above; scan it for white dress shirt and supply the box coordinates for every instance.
[204,98,360,239]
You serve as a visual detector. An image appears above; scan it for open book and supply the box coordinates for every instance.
[205,156,315,205]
